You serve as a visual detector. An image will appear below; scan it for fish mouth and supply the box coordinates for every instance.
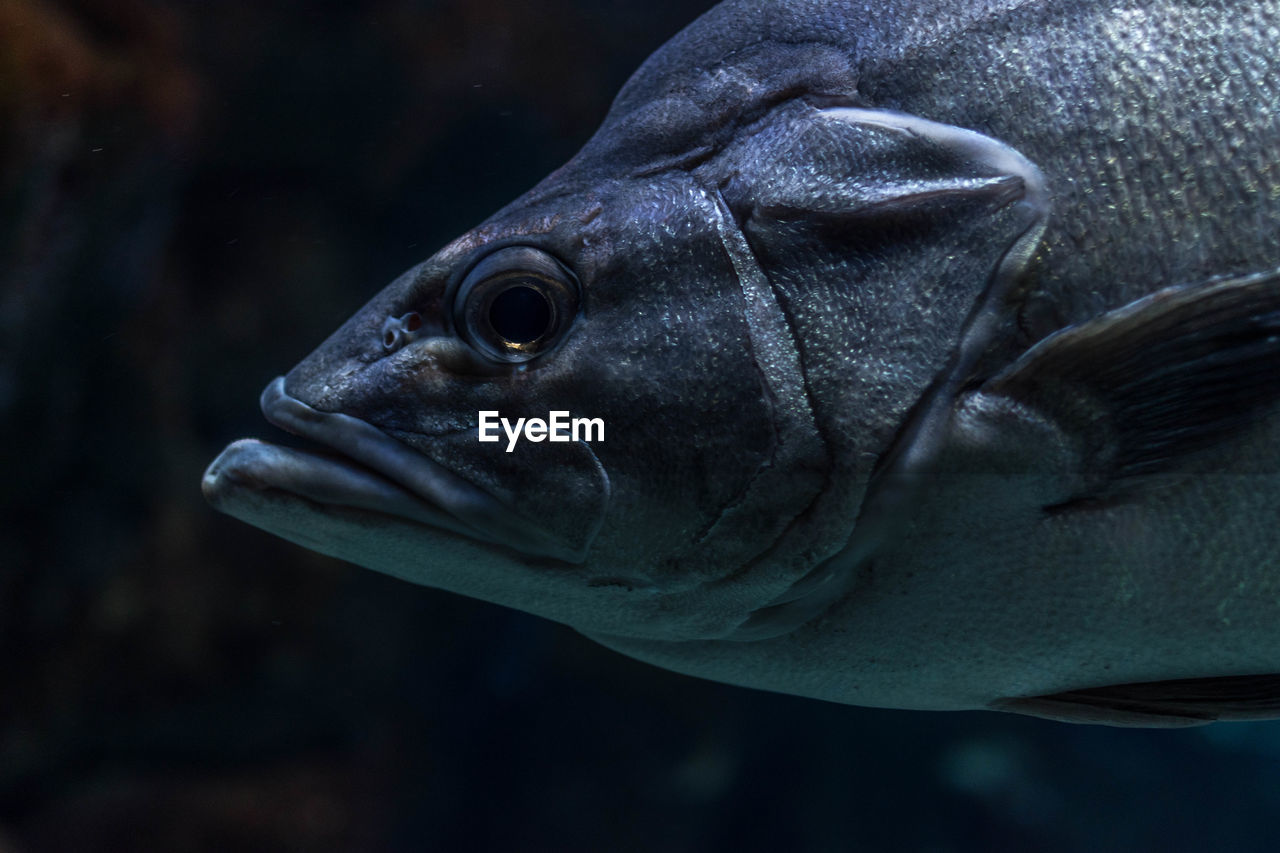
[202,376,590,562]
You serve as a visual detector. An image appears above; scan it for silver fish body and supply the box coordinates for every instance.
[205,0,1280,725]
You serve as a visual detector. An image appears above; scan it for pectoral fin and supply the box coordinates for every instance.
[954,267,1280,504]
[994,674,1280,726]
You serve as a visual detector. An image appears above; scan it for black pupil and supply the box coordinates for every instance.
[489,284,552,344]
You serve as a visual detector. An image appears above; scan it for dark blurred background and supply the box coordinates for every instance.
[3,1,1280,850]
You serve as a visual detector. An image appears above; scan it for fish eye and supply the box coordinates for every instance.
[488,285,552,344]
[453,246,580,363]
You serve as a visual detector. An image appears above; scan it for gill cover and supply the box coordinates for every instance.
[692,105,1050,640]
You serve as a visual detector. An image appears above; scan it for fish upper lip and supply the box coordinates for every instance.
[250,376,589,561]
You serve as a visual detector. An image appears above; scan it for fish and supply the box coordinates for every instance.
[203,0,1280,726]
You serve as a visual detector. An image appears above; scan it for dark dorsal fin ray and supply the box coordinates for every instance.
[984,267,1280,492]
[993,674,1280,726]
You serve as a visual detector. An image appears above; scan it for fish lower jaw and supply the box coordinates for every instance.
[241,376,590,562]
[202,438,478,537]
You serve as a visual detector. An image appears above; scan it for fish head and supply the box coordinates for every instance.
[205,16,1048,646]
[204,156,831,642]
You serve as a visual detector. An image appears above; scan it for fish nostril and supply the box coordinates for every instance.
[381,312,424,353]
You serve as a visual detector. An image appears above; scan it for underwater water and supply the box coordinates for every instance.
[3,0,1280,850]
